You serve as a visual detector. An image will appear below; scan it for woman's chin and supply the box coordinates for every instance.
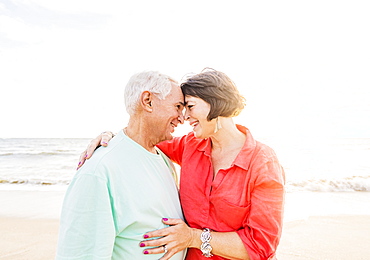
[193,130,206,139]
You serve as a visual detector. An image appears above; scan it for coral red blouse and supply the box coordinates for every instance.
[157,125,285,260]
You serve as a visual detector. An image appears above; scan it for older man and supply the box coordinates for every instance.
[56,71,186,260]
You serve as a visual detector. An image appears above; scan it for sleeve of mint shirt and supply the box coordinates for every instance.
[56,173,116,260]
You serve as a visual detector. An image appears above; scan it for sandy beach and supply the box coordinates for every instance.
[0,189,64,260]
[277,215,370,260]
[0,217,59,260]
[1,189,370,260]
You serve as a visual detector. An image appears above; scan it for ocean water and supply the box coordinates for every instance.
[0,137,369,192]
[0,138,90,187]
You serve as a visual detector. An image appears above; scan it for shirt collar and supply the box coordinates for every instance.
[197,136,212,157]
[233,125,257,171]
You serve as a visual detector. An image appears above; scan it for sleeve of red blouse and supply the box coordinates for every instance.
[237,149,285,260]
[156,135,187,165]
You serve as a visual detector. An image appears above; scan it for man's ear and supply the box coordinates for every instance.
[140,91,153,112]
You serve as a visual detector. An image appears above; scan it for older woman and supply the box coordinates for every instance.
[80,69,285,260]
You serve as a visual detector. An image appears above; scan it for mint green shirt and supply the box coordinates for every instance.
[56,130,185,260]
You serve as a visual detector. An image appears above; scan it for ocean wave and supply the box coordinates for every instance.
[0,151,77,156]
[1,176,370,192]
[0,178,70,186]
[287,176,370,192]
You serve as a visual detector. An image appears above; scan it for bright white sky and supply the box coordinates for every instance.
[1,0,369,139]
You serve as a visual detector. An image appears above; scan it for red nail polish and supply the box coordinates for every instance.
[144,251,149,254]
[144,234,149,239]
[163,218,168,221]
[140,243,145,247]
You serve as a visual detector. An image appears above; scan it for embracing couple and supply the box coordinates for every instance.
[56,68,285,260]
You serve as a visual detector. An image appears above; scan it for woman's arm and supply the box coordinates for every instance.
[237,152,285,259]
[141,152,285,260]
[140,218,250,260]
[77,131,114,169]
[77,131,188,169]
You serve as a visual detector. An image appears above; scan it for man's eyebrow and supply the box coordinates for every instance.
[179,102,185,106]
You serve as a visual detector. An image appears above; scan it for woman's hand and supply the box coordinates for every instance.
[77,131,114,169]
[139,218,197,260]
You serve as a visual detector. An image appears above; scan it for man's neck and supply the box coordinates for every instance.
[124,119,158,154]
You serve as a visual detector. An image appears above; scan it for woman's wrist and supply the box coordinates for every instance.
[200,228,213,257]
[189,228,202,249]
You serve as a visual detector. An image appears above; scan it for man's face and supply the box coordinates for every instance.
[152,82,184,142]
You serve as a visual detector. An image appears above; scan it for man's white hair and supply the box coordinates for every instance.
[124,71,177,115]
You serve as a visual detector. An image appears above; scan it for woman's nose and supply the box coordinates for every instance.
[178,113,185,124]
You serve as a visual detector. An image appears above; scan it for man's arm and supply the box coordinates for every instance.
[56,173,116,260]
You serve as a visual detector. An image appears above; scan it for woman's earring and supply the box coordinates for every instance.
[214,117,222,133]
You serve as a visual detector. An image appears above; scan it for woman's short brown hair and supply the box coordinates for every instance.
[181,68,246,121]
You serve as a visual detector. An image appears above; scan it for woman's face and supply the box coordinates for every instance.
[184,95,216,139]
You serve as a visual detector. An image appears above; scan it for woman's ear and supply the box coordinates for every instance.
[140,91,153,112]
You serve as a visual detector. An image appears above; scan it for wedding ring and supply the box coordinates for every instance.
[163,245,168,253]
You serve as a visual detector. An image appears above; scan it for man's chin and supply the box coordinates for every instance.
[160,133,174,143]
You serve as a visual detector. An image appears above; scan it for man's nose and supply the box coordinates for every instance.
[184,110,190,121]
[178,112,185,124]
